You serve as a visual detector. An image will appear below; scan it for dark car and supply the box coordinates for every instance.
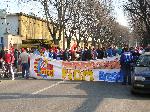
[131,52,150,94]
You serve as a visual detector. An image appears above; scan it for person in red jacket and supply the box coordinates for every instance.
[3,50,15,80]
[4,50,12,63]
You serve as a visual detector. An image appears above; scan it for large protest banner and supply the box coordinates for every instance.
[30,55,62,79]
[30,55,122,82]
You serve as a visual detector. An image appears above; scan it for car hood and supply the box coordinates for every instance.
[134,67,150,76]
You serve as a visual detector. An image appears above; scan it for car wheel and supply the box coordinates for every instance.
[131,86,139,95]
[131,89,137,95]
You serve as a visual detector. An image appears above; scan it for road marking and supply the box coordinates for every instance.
[0,95,20,97]
[32,80,64,95]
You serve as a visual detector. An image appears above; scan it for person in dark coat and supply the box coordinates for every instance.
[97,48,104,59]
[0,47,5,59]
[14,49,19,69]
[102,47,107,58]
[86,47,92,60]
[62,48,70,61]
[0,47,5,68]
[82,47,88,61]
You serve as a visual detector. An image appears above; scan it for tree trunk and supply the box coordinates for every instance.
[77,40,80,46]
[91,37,95,46]
[52,33,57,45]
[142,32,150,47]
[76,34,81,47]
[67,37,71,49]
[84,40,88,48]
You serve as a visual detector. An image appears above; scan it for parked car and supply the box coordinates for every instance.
[131,52,150,94]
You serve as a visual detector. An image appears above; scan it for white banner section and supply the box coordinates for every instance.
[30,55,122,82]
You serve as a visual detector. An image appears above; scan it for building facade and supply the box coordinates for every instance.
[18,13,51,40]
[0,12,52,49]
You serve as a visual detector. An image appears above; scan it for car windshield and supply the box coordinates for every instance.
[138,55,150,66]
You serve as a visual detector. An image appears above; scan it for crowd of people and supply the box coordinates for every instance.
[31,46,141,61]
[0,45,149,81]
[0,47,30,80]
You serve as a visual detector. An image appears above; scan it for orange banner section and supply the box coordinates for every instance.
[62,60,120,70]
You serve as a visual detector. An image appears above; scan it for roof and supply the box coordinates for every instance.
[7,12,47,22]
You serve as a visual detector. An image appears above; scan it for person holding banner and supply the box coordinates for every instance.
[44,49,49,58]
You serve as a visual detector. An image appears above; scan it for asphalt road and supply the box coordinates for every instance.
[0,79,150,112]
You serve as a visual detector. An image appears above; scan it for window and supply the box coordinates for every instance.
[138,55,150,66]
[1,37,3,43]
[17,27,20,35]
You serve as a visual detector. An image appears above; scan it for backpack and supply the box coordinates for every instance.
[120,52,133,64]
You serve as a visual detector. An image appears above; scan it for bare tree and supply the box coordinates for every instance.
[124,0,150,46]
[18,0,129,48]
[18,0,71,46]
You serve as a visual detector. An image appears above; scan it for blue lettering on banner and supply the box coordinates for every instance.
[37,58,43,73]
[99,71,123,82]
[99,71,106,81]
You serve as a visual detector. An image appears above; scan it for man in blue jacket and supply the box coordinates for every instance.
[120,47,133,85]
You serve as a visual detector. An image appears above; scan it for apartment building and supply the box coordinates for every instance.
[0,12,52,49]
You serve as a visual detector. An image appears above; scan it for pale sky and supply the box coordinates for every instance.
[113,0,129,27]
[0,0,129,27]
